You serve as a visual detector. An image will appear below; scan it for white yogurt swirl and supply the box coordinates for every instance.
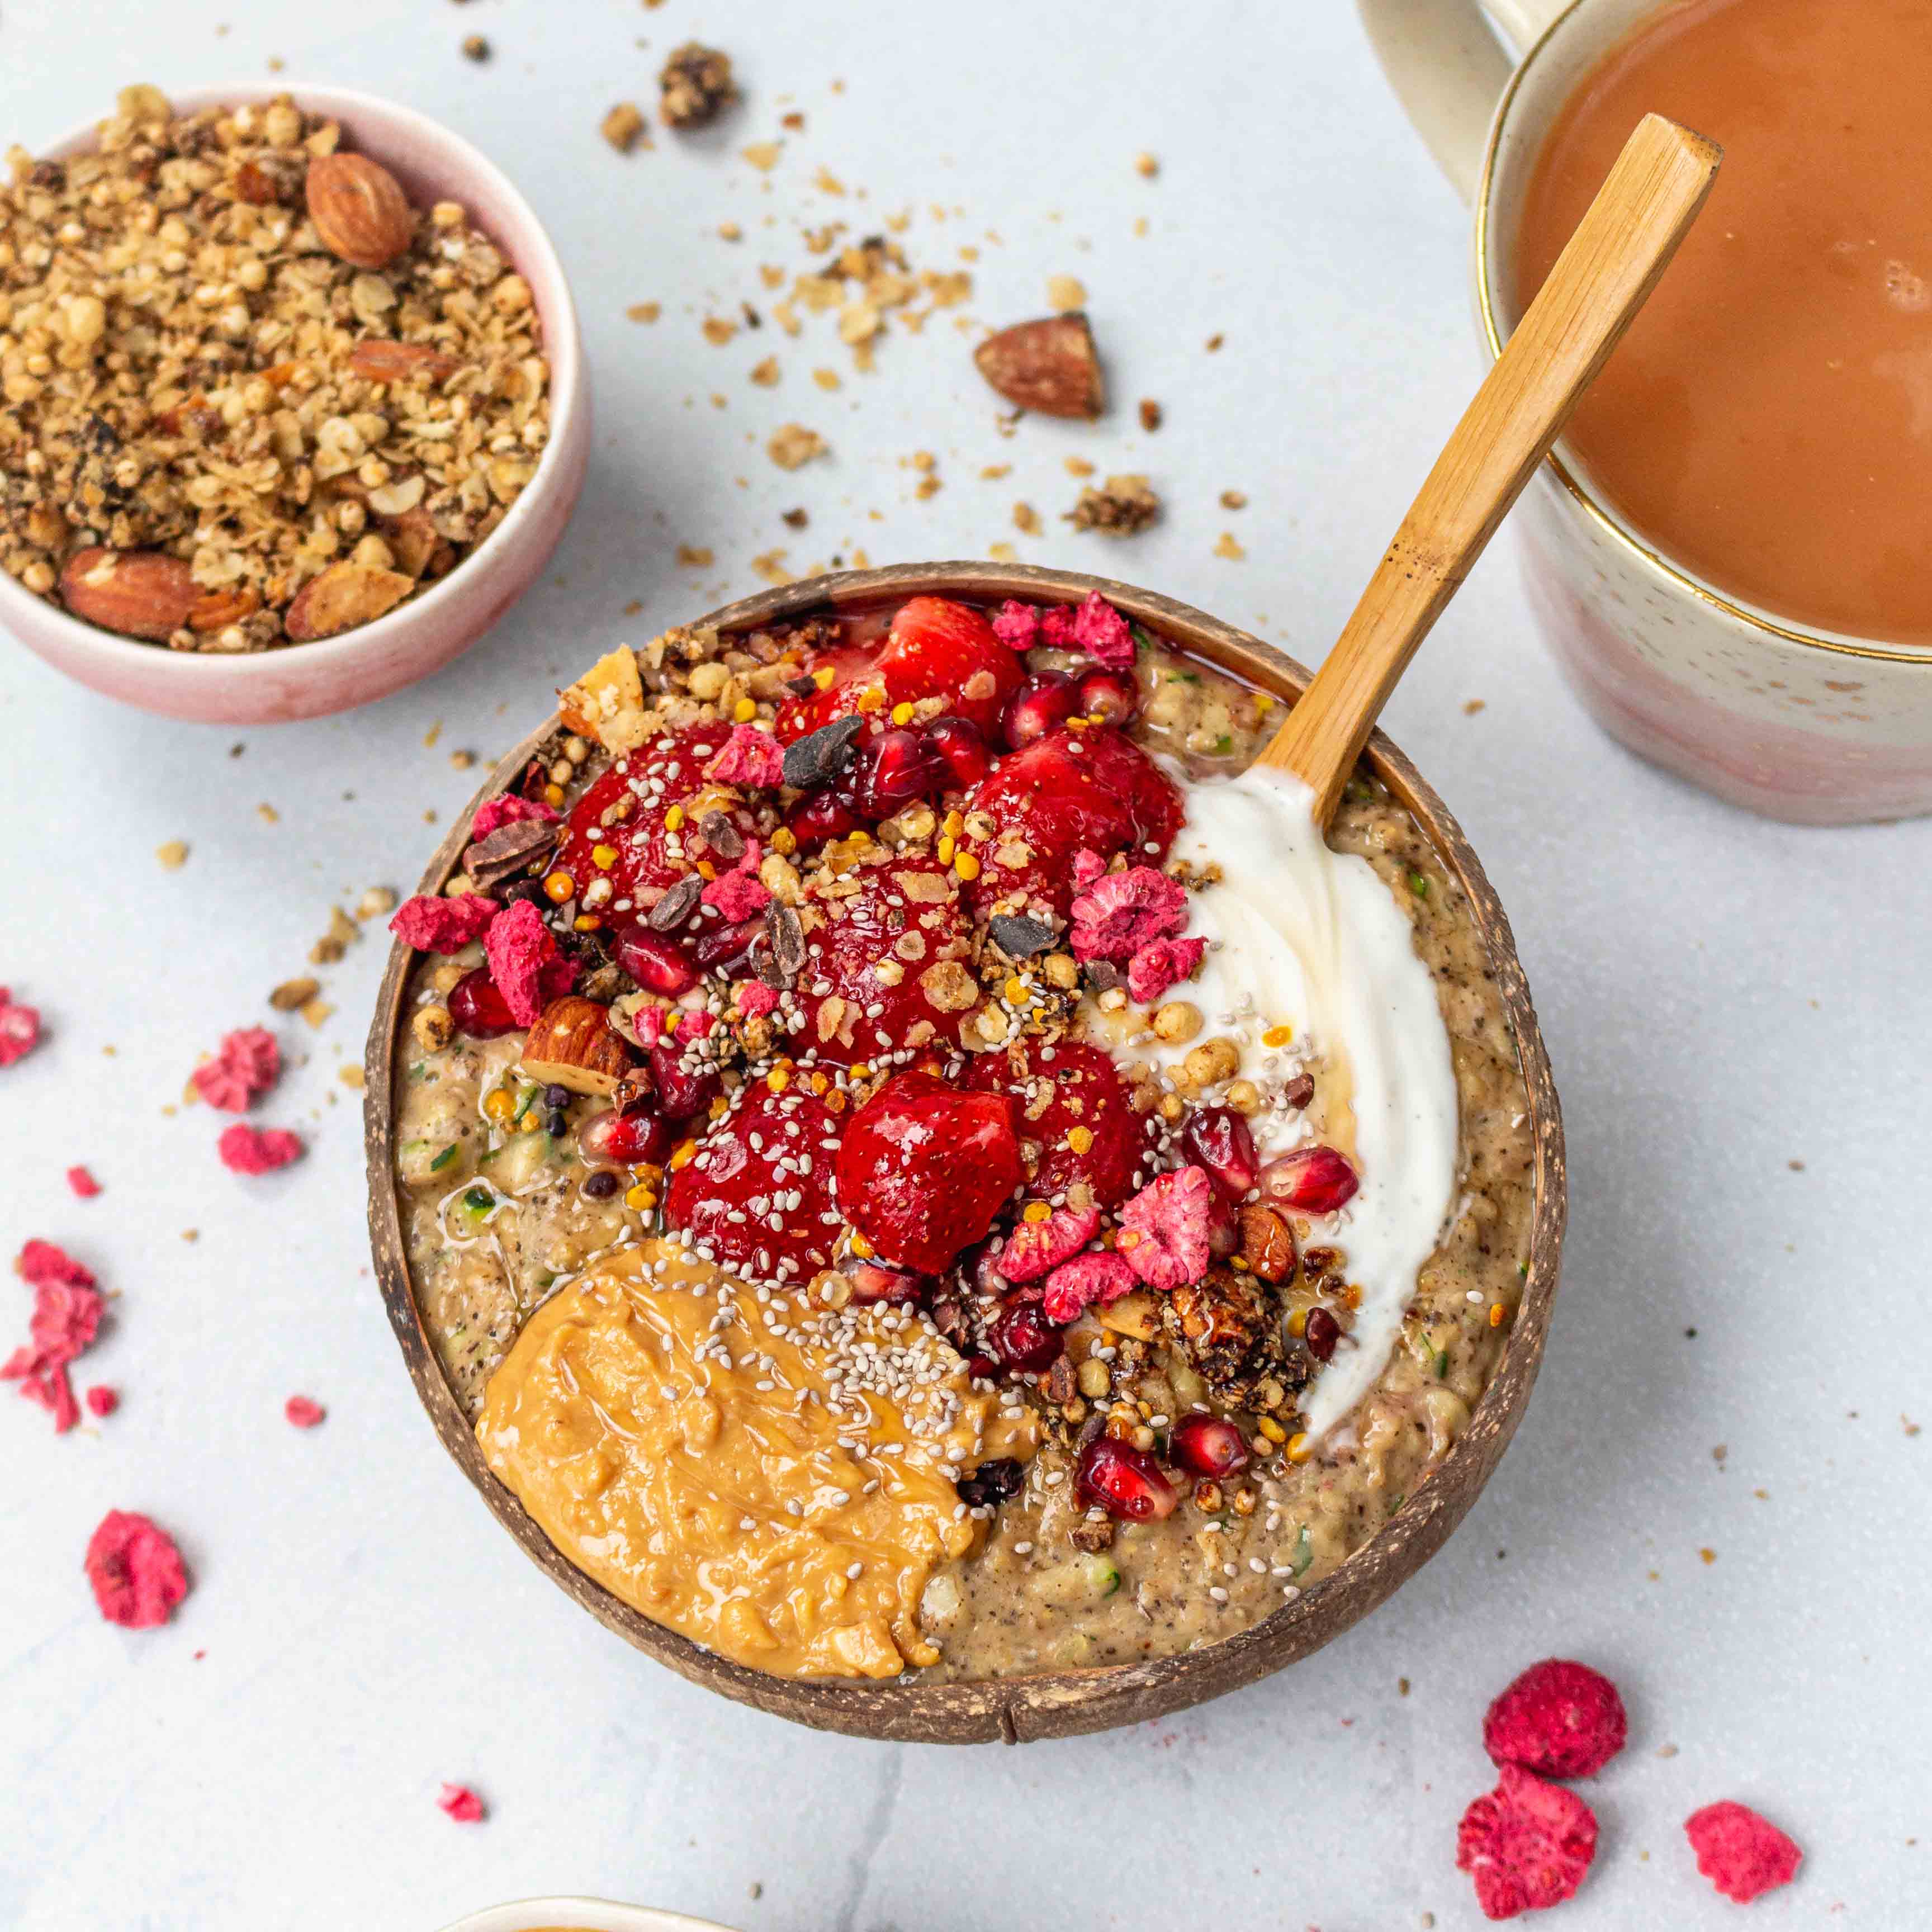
[1158,766,1460,1441]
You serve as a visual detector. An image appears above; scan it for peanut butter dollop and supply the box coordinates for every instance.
[478,1240,1035,1678]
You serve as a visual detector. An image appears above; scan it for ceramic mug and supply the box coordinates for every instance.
[1361,0,1932,825]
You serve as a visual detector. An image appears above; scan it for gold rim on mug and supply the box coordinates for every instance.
[364,561,1568,1745]
[1472,0,1932,669]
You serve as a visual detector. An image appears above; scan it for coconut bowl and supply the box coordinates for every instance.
[364,561,1566,1744]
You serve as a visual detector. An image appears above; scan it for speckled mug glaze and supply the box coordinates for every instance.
[0,86,589,725]
[1363,0,1932,823]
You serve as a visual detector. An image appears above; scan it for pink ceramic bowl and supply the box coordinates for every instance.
[2,84,589,724]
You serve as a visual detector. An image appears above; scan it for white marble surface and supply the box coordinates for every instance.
[2,3,1927,1928]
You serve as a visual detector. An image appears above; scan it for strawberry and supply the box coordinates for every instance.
[797,851,983,1064]
[664,1079,842,1281]
[957,727,1183,916]
[965,1038,1150,1209]
[835,1071,1024,1272]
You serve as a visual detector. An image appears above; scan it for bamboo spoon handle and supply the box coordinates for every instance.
[1259,111,1721,825]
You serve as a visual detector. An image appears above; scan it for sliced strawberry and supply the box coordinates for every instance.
[965,1037,1150,1210]
[835,1071,1023,1272]
[797,851,983,1065]
[665,1079,841,1281]
[958,727,1184,917]
[774,642,884,742]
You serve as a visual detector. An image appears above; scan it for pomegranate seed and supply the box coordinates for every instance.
[786,790,859,846]
[581,1105,672,1167]
[1076,1437,1178,1522]
[692,916,765,973]
[609,924,698,996]
[1002,671,1081,750]
[1259,1145,1360,1214]
[1170,1412,1251,1478]
[989,1298,1063,1375]
[647,1039,720,1120]
[846,1259,929,1305]
[924,713,994,791]
[447,967,517,1039]
[841,727,937,820]
[964,1352,1000,1382]
[1076,667,1140,727]
[1304,1305,1342,1362]
[1181,1107,1259,1201]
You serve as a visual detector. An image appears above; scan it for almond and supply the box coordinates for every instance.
[347,337,462,386]
[58,547,198,640]
[305,153,415,271]
[380,504,441,579]
[1237,1201,1299,1285]
[282,561,414,640]
[972,312,1104,419]
[520,996,639,1097]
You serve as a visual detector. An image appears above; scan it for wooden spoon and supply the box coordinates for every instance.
[1261,112,1721,826]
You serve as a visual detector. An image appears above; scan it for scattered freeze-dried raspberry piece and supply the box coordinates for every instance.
[704,723,787,788]
[4,1240,104,1434]
[701,860,771,922]
[1040,1249,1139,1323]
[1127,934,1207,1003]
[285,1395,325,1428]
[389,892,499,955]
[1072,590,1135,670]
[190,1026,282,1112]
[483,898,563,1027]
[469,793,560,841]
[217,1123,304,1176]
[1457,1765,1599,1921]
[632,1005,665,1046]
[1115,1165,1215,1292]
[85,1510,188,1629]
[673,1008,713,1045]
[1069,865,1189,963]
[1038,603,1078,650]
[86,1385,117,1417]
[65,1165,101,1199]
[1070,849,1107,889]
[438,1783,486,1824]
[0,986,42,1067]
[737,982,778,1019]
[1685,1802,1802,1903]
[990,599,1041,651]
[1484,1659,1628,1779]
[997,1204,1101,1285]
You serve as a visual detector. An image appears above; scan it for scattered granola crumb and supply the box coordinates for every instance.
[1213,531,1246,561]
[661,42,737,129]
[256,803,280,825]
[300,997,335,1030]
[1205,332,1225,352]
[155,840,190,870]
[627,301,662,324]
[781,508,809,530]
[1064,456,1095,477]
[718,220,743,242]
[751,549,793,585]
[677,544,716,569]
[356,886,398,921]
[980,463,1011,481]
[268,977,320,1012]
[601,102,647,153]
[1067,473,1161,538]
[1134,151,1159,178]
[749,355,780,387]
[338,1064,366,1090]
[1047,274,1087,312]
[987,541,1019,563]
[448,749,476,771]
[811,367,841,391]
[741,141,783,172]
[1464,698,1487,715]
[1012,502,1041,536]
[1219,489,1248,512]
[461,34,490,61]
[767,424,827,471]
[1139,398,1163,432]
[309,906,361,965]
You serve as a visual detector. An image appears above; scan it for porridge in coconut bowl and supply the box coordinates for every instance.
[370,568,1557,1713]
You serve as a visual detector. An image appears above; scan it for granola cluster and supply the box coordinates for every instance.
[0,86,550,650]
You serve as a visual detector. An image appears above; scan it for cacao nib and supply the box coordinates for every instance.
[782,713,866,790]
[988,912,1057,959]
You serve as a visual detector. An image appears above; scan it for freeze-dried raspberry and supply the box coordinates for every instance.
[438,1783,486,1823]
[1040,1250,1138,1323]
[0,986,42,1067]
[1115,1165,1215,1292]
[65,1166,101,1198]
[1457,1765,1599,1921]
[1071,849,1107,889]
[673,1009,713,1045]
[482,899,563,1027]
[86,1385,117,1417]
[737,982,778,1019]
[190,1026,281,1112]
[1484,1659,1628,1779]
[1126,934,1206,1003]
[389,892,499,955]
[4,1239,103,1433]
[1072,590,1135,670]
[85,1510,189,1629]
[1069,865,1188,963]
[1038,603,1078,650]
[469,793,560,841]
[701,857,770,922]
[18,1239,94,1289]
[997,1204,1100,1285]
[704,723,787,789]
[285,1395,326,1428]
[217,1124,304,1175]
[989,599,1041,651]
[1685,1802,1802,1903]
